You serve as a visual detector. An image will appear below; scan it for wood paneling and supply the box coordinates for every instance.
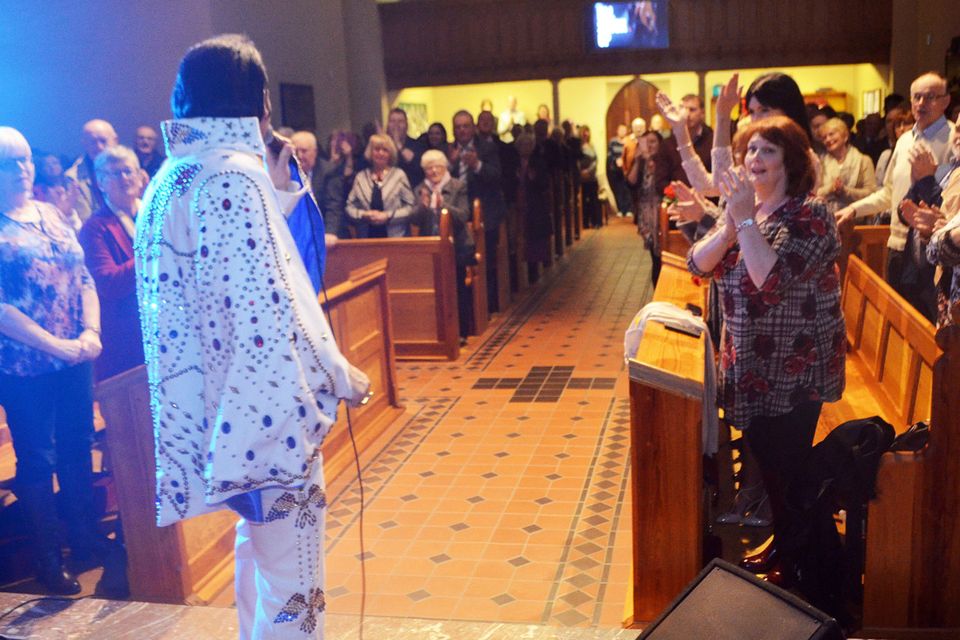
[379,0,892,90]
[324,212,461,360]
[625,254,707,625]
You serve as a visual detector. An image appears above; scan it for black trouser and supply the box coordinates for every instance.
[744,400,822,555]
[581,180,601,228]
[0,363,99,556]
[886,247,938,323]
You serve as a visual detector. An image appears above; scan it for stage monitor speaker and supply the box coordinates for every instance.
[637,558,844,640]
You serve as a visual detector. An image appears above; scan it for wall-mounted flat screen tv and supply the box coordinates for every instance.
[593,1,669,50]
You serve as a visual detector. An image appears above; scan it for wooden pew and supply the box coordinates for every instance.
[324,211,460,360]
[494,222,511,312]
[838,222,890,281]
[319,260,405,483]
[96,261,402,604]
[469,199,490,336]
[831,254,960,638]
[96,367,237,604]
[625,251,710,625]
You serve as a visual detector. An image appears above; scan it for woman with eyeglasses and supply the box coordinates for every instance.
[77,145,146,382]
[0,127,108,594]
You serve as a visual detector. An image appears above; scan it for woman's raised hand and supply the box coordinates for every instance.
[655,92,685,129]
[716,73,741,121]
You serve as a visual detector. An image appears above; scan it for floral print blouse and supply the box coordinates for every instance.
[687,196,846,427]
[0,202,95,377]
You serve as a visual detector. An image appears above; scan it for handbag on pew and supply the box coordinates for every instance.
[887,420,930,453]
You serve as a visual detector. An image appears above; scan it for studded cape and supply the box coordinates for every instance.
[135,117,353,526]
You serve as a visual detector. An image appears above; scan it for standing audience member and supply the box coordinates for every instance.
[688,117,846,587]
[291,130,343,247]
[536,104,552,124]
[33,173,82,233]
[674,94,714,176]
[836,72,953,321]
[925,116,960,327]
[478,110,520,216]
[77,145,145,382]
[853,113,887,167]
[516,132,552,280]
[816,118,877,214]
[875,106,914,186]
[410,150,476,338]
[422,122,450,155]
[0,127,115,596]
[607,124,631,216]
[346,133,414,238]
[329,130,363,225]
[65,119,118,222]
[623,116,649,218]
[637,131,664,284]
[387,108,424,189]
[579,125,602,228]
[133,125,165,177]
[497,96,526,143]
[450,109,507,312]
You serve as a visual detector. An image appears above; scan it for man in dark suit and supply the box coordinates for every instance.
[387,107,425,188]
[450,109,507,312]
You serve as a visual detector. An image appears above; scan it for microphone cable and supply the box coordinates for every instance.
[303,174,367,640]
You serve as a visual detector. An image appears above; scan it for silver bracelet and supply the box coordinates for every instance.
[735,218,755,234]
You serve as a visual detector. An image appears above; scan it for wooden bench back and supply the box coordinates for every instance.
[842,254,939,429]
[324,211,460,360]
[470,198,489,335]
[96,366,238,604]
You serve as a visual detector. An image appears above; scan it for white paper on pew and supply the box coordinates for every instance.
[624,301,719,456]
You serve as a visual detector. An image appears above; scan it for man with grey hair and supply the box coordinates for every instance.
[65,119,118,221]
[290,130,342,248]
[835,72,953,319]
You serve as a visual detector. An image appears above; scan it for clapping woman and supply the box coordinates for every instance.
[687,117,846,584]
[0,127,106,594]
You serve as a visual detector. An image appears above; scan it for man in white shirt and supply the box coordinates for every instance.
[136,34,369,639]
[497,95,526,143]
[836,72,952,318]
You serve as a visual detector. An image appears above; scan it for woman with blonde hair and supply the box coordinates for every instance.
[816,117,877,213]
[345,133,414,238]
[0,127,111,594]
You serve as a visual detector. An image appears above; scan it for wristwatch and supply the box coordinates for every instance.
[736,218,755,234]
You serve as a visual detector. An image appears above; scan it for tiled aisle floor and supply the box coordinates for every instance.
[323,218,654,629]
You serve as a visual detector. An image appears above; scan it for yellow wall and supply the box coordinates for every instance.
[393,80,553,138]
[704,63,891,123]
[394,63,892,182]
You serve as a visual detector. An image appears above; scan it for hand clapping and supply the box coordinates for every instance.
[667,181,708,224]
[908,144,937,183]
[718,167,756,225]
[901,200,945,240]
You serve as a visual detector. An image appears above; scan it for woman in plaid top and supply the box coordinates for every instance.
[688,116,846,586]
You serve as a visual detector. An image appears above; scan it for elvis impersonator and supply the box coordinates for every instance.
[135,34,370,638]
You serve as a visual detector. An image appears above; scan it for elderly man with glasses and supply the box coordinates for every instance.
[835,72,953,320]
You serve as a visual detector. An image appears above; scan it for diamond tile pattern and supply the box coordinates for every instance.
[320,223,643,629]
